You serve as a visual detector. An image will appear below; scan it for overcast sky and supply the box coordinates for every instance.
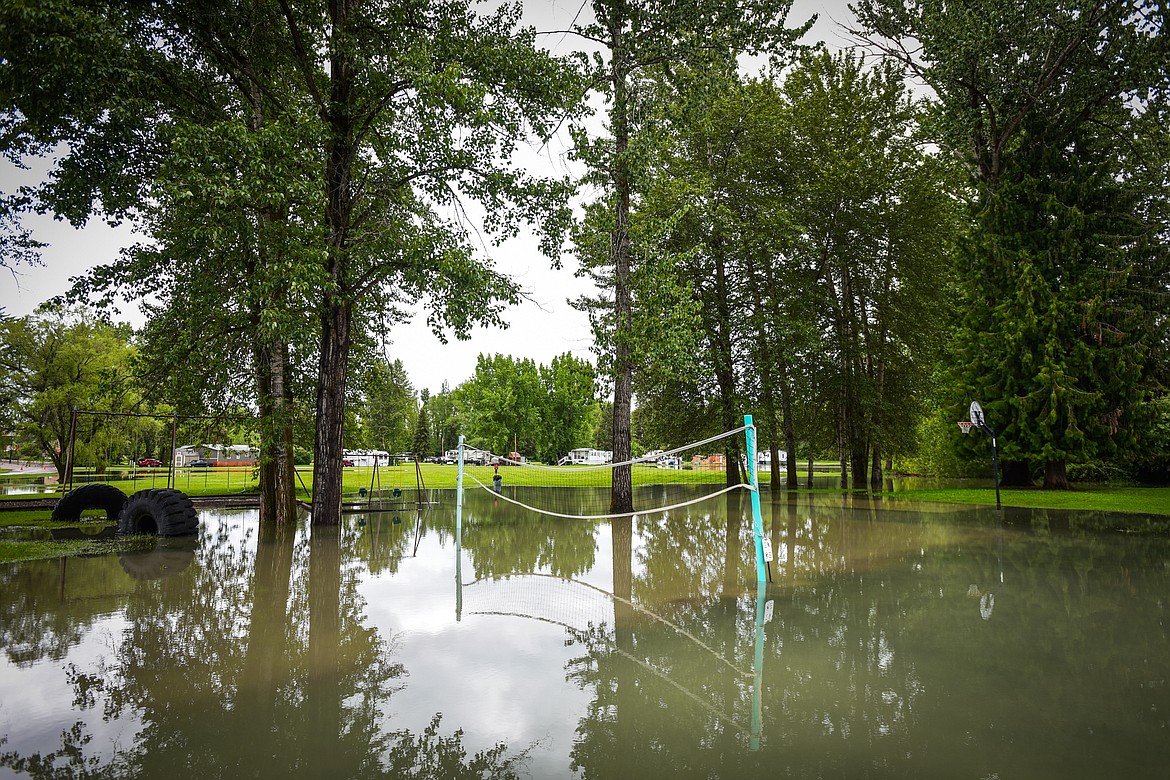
[0,0,855,396]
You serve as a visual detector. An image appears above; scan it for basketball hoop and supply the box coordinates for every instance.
[958,421,976,435]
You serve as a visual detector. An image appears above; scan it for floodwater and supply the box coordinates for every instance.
[1,488,1168,779]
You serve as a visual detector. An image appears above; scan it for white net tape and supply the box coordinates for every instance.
[465,475,752,520]
[460,426,757,520]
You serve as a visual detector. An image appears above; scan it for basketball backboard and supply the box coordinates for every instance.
[969,400,985,427]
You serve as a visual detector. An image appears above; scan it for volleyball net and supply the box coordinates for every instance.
[455,415,771,583]
[456,425,756,521]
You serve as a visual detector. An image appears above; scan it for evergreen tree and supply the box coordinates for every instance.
[853,0,1169,487]
[955,120,1153,488]
[412,404,432,459]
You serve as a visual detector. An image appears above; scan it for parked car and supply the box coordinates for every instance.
[137,458,162,467]
[189,459,213,468]
[342,459,355,467]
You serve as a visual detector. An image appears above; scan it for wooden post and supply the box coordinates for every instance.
[63,406,78,493]
[169,413,178,489]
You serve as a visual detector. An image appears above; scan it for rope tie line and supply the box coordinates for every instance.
[485,426,752,472]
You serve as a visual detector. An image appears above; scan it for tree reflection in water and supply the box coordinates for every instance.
[0,515,527,780]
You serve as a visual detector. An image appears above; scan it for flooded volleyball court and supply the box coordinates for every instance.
[1,488,1168,778]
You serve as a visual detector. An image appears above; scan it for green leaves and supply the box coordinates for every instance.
[452,351,599,462]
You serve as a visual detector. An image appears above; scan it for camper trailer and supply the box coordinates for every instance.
[560,448,613,465]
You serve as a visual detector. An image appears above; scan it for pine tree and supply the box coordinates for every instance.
[956,121,1149,488]
[412,406,432,460]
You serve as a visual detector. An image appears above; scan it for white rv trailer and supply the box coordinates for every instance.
[561,448,613,465]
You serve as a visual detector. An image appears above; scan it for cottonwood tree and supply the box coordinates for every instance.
[567,0,812,512]
[776,51,956,488]
[632,52,954,489]
[0,306,140,479]
[1,1,580,522]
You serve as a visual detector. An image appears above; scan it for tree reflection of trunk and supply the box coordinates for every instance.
[718,491,744,754]
[612,516,634,650]
[786,493,799,583]
[611,514,634,763]
[722,491,744,599]
[309,523,344,776]
[770,495,783,575]
[238,522,296,775]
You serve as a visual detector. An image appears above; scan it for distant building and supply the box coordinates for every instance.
[343,450,391,467]
[757,450,788,470]
[561,448,613,465]
[174,444,259,466]
[691,453,727,469]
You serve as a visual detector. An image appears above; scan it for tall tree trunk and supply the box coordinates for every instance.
[779,366,799,490]
[243,65,298,526]
[870,443,883,490]
[1043,460,1071,490]
[709,239,741,488]
[256,340,299,526]
[609,9,633,514]
[313,0,357,525]
[313,299,351,525]
[838,406,849,489]
[255,343,277,523]
[851,439,868,489]
[271,341,298,520]
[756,315,781,493]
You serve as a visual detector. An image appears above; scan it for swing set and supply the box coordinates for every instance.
[343,456,439,514]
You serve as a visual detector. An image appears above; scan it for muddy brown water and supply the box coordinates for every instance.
[1,488,1167,778]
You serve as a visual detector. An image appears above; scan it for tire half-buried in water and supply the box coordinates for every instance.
[51,483,128,521]
[118,488,199,536]
[119,536,197,579]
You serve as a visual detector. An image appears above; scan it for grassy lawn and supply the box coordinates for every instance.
[0,537,129,563]
[0,462,739,500]
[3,465,1168,515]
[885,485,1170,516]
[0,510,114,528]
[5,466,1168,563]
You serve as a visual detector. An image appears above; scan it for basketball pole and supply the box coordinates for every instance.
[964,402,1002,510]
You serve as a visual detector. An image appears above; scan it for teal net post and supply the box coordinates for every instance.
[455,435,464,621]
[456,435,465,550]
[745,414,769,584]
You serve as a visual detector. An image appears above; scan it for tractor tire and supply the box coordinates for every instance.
[118,488,199,537]
[51,483,128,522]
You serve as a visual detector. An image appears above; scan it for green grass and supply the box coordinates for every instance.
[0,511,113,528]
[0,538,122,563]
[6,465,1168,515]
[1,462,739,499]
[885,485,1170,516]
